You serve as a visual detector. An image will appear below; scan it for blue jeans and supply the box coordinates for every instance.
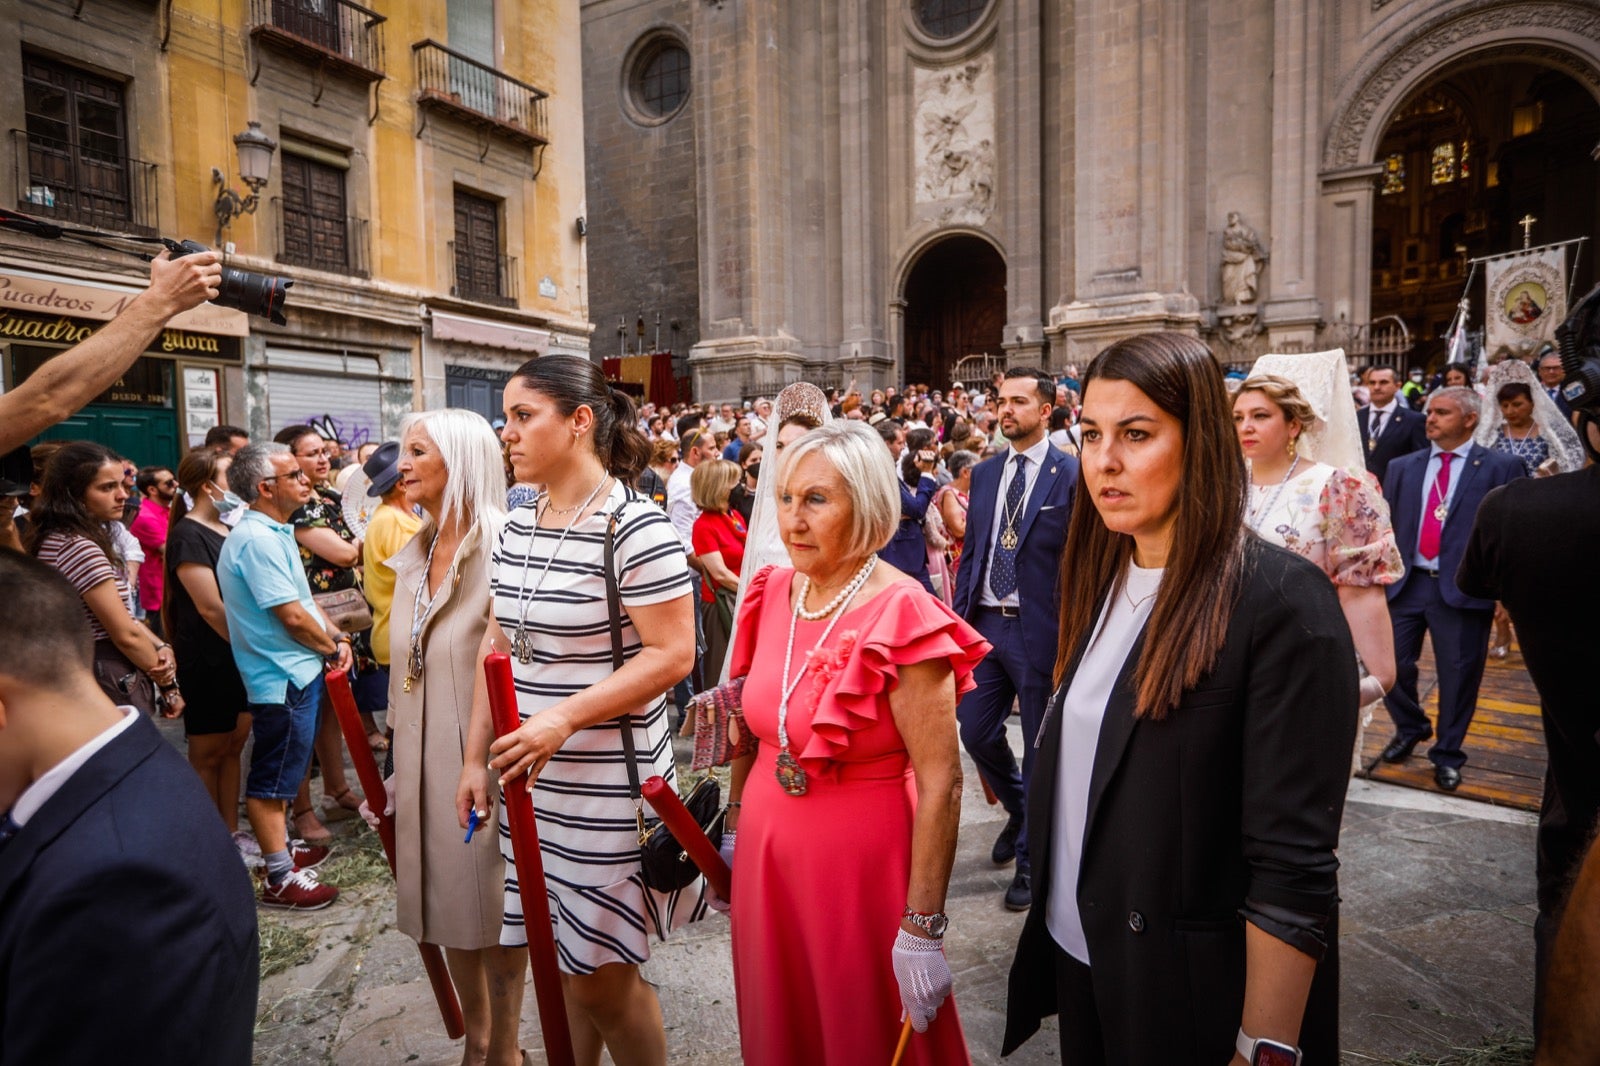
[246,677,325,800]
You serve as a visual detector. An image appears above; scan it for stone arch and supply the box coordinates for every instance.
[892,226,1008,300]
[1323,0,1600,171]
[893,229,1009,387]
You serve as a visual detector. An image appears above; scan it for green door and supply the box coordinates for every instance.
[36,405,182,469]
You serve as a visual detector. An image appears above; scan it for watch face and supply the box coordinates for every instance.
[927,914,949,937]
[1253,1041,1299,1066]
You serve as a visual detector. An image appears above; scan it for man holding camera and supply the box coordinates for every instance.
[0,249,222,454]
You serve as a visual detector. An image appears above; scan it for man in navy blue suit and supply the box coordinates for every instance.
[1357,365,1430,485]
[876,419,939,592]
[1378,386,1524,791]
[952,368,1078,910]
[0,551,258,1064]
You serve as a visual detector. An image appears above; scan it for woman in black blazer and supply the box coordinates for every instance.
[1003,332,1357,1066]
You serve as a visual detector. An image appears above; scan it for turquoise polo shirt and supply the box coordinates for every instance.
[216,508,327,704]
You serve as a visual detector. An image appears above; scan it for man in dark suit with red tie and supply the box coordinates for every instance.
[1358,365,1430,484]
[951,368,1078,911]
[1377,387,1524,791]
[0,551,259,1064]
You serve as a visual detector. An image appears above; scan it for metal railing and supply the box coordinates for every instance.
[11,128,158,235]
[271,197,369,277]
[449,241,518,306]
[413,40,549,145]
[250,0,386,78]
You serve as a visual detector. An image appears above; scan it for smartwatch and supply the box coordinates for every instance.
[1236,1029,1301,1066]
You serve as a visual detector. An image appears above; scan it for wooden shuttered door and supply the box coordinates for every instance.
[453,190,502,300]
[22,56,132,227]
[281,152,349,273]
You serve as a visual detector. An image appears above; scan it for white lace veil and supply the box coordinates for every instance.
[1473,358,1585,473]
[1247,349,1366,473]
[719,382,833,683]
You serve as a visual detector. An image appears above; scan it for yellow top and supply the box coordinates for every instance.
[364,502,423,666]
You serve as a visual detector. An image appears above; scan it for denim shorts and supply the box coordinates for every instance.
[246,677,325,801]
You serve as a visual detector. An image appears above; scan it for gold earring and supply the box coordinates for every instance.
[1288,437,1298,459]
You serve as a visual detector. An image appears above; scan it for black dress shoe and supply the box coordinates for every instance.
[1435,765,1462,791]
[991,814,1023,866]
[1380,734,1426,763]
[1004,869,1032,912]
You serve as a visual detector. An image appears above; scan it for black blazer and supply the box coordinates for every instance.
[1003,540,1357,1062]
[0,714,259,1065]
[1356,404,1428,484]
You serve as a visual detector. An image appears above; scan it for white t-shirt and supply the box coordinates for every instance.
[665,462,697,551]
[1046,560,1164,964]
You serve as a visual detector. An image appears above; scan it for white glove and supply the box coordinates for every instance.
[892,927,952,1033]
[358,774,397,830]
[1357,674,1387,706]
[706,830,736,914]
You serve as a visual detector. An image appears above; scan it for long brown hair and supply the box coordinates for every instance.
[24,441,123,565]
[1055,332,1249,719]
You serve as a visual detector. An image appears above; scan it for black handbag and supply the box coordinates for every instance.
[605,510,723,893]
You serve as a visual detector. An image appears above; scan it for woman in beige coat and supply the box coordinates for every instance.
[372,408,525,1066]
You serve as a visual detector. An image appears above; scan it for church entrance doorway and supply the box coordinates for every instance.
[901,235,1006,388]
[1369,60,1598,369]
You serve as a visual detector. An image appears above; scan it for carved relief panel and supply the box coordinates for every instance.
[912,53,995,226]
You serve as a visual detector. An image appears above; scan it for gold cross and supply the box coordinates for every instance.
[1518,214,1537,249]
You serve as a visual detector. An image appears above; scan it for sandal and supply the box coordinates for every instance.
[292,806,334,845]
[322,787,363,822]
[367,731,390,753]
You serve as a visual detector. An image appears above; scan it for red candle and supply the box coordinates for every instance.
[641,775,732,901]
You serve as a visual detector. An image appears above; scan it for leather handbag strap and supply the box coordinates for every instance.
[604,510,645,804]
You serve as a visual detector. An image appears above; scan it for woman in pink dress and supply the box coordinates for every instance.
[718,421,989,1066]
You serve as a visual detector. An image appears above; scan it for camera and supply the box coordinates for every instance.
[165,239,291,325]
[1554,281,1600,461]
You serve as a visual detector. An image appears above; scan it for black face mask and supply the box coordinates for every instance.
[745,462,761,481]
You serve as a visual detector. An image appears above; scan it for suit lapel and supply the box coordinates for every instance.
[1444,445,1489,530]
[965,459,1001,579]
[0,715,158,903]
[1016,446,1063,546]
[1081,628,1149,850]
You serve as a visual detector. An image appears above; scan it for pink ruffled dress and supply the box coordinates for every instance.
[726,566,990,1066]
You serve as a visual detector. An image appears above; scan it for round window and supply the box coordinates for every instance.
[631,40,691,122]
[913,0,988,39]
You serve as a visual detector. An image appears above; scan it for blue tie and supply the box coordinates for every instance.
[989,454,1028,600]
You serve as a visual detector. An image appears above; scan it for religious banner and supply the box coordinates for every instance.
[1485,244,1567,358]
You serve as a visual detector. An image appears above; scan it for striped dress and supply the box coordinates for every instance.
[490,481,706,973]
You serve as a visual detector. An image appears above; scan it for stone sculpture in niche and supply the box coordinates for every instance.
[914,56,995,225]
[1221,211,1269,305]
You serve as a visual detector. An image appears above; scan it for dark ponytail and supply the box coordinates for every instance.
[511,355,651,483]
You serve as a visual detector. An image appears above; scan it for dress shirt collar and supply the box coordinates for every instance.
[11,707,138,826]
[1371,399,1399,417]
[1427,439,1474,462]
[1007,434,1052,469]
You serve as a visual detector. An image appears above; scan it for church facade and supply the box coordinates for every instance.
[580,0,1600,400]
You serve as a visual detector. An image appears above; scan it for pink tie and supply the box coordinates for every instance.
[1418,452,1453,561]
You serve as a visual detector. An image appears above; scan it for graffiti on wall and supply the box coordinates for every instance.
[305,413,374,451]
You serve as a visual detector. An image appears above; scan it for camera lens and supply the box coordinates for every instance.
[214,266,292,326]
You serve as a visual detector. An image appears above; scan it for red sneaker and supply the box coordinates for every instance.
[290,840,330,870]
[260,868,339,911]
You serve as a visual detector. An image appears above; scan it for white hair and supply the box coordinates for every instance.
[230,442,289,504]
[774,420,900,560]
[1430,385,1480,420]
[400,409,507,545]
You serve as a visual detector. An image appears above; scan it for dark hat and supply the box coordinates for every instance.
[0,444,32,497]
[363,441,402,497]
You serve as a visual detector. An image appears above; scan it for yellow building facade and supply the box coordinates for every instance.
[0,0,588,465]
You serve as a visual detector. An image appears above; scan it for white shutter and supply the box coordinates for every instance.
[260,348,384,447]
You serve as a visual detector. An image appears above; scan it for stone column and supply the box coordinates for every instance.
[837,0,892,379]
[1262,0,1324,348]
[1000,0,1045,368]
[1317,164,1383,336]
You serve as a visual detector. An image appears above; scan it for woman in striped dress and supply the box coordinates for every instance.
[460,355,700,1066]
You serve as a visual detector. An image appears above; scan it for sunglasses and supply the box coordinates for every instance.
[160,478,178,489]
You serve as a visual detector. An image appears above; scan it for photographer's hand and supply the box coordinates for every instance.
[143,248,222,317]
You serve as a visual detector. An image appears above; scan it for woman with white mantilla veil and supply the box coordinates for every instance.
[717,383,833,682]
[1237,350,1405,766]
[1475,357,1586,476]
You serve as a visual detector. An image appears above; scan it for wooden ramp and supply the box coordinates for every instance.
[1358,638,1546,812]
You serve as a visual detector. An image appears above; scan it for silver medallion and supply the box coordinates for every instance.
[1000,527,1019,552]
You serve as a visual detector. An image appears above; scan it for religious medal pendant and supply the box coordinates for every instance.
[403,647,423,692]
[1367,438,1376,453]
[513,627,535,665]
[1000,527,1019,552]
[775,748,808,797]
[402,673,414,694]
[1433,504,1449,523]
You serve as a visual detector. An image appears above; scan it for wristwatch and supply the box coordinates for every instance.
[901,907,949,939]
[1236,1029,1301,1066]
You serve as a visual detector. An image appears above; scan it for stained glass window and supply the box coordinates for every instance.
[1459,140,1470,181]
[1382,153,1406,195]
[1430,142,1457,186]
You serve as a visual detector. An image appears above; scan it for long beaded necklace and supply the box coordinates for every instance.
[1246,456,1301,532]
[774,556,877,796]
[509,476,611,664]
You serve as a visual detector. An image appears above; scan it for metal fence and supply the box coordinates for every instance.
[12,128,159,235]
[250,0,386,77]
[271,196,369,277]
[448,241,518,307]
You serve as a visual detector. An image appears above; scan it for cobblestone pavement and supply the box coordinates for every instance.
[220,720,1538,1066]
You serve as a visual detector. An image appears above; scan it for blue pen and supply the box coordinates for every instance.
[464,809,481,843]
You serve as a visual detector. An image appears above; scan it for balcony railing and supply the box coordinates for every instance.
[271,197,370,277]
[449,241,518,307]
[413,41,549,148]
[11,129,158,235]
[250,0,385,82]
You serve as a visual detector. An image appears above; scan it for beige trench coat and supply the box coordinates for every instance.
[386,526,503,949]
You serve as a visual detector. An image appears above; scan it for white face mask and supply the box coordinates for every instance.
[208,484,245,516]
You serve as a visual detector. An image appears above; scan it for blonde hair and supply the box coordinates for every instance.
[691,458,740,512]
[399,409,507,547]
[774,420,899,560]
[1235,373,1319,431]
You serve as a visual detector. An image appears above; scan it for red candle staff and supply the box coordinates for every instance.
[324,668,465,1039]
[640,775,732,901]
[483,652,577,1066]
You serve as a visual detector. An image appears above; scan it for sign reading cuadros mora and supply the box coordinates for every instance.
[0,309,243,362]
[0,266,250,337]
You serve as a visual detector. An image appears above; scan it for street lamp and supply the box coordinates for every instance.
[212,120,277,245]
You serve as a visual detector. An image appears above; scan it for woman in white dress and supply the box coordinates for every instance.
[458,355,700,1066]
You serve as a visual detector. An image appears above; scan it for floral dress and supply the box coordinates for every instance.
[291,486,372,665]
[1491,426,1551,477]
[1246,462,1403,588]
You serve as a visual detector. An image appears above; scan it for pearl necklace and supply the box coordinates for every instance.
[773,556,877,797]
[1246,456,1301,533]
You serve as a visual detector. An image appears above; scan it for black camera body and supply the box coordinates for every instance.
[1555,281,1600,462]
[166,239,291,325]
